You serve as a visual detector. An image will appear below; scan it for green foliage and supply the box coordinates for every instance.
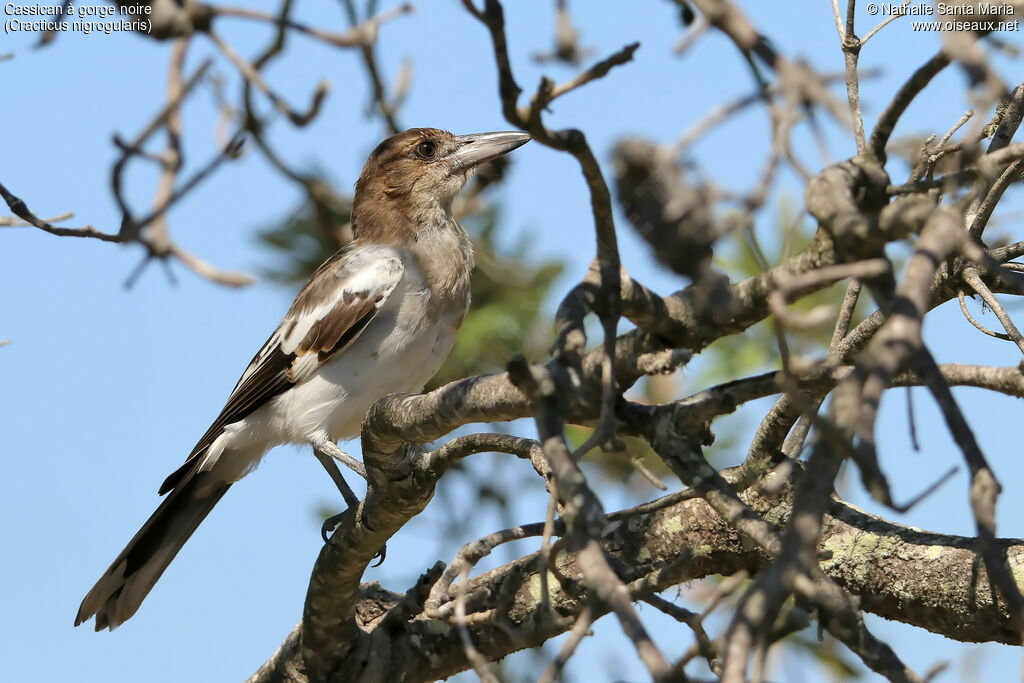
[697,197,869,388]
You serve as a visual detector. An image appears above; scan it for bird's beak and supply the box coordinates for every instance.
[449,131,531,174]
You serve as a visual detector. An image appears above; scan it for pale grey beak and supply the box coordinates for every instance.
[449,131,531,174]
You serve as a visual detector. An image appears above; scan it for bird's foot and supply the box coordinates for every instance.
[321,512,345,543]
[319,508,388,565]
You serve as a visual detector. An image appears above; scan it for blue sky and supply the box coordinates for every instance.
[3,0,1024,680]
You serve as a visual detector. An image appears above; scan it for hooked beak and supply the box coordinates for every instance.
[449,131,531,174]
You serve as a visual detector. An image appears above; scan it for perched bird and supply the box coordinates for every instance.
[75,128,531,631]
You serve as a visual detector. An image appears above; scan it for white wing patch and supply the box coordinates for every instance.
[280,249,404,355]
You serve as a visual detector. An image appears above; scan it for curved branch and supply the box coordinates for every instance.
[869,50,952,163]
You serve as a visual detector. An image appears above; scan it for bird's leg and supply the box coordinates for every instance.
[314,440,367,479]
[311,442,386,563]
[313,446,361,507]
[313,442,362,542]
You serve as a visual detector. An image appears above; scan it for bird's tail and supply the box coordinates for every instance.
[75,472,230,630]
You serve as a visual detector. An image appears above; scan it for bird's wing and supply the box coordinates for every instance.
[158,244,405,495]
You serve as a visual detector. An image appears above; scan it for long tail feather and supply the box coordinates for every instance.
[76,472,230,630]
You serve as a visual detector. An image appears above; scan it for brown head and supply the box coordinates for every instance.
[352,127,530,241]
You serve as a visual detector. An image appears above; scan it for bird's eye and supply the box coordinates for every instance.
[416,141,436,159]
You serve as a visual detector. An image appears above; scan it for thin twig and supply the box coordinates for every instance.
[957,289,1011,340]
[962,266,1024,355]
[840,1,867,155]
[207,30,328,126]
[830,0,845,40]
[861,0,909,44]
[869,50,951,162]
[538,605,594,683]
[213,2,412,49]
[0,184,115,242]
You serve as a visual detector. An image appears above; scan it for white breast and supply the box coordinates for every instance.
[271,256,463,443]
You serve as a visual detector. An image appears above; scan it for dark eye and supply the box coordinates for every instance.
[416,141,436,159]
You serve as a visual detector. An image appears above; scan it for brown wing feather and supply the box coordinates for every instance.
[158,246,401,495]
[297,289,385,361]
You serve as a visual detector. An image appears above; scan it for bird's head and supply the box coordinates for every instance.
[352,127,530,238]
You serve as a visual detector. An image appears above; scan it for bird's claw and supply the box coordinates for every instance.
[321,507,386,564]
[321,502,375,541]
[358,510,386,564]
[321,512,346,543]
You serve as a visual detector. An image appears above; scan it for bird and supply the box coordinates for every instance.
[75,127,531,631]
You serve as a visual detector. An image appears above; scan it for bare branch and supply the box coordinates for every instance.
[870,50,952,163]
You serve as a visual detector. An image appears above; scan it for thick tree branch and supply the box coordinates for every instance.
[250,467,1024,682]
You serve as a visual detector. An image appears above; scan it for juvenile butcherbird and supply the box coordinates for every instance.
[76,128,531,631]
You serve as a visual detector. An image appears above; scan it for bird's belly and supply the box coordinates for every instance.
[275,305,461,443]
